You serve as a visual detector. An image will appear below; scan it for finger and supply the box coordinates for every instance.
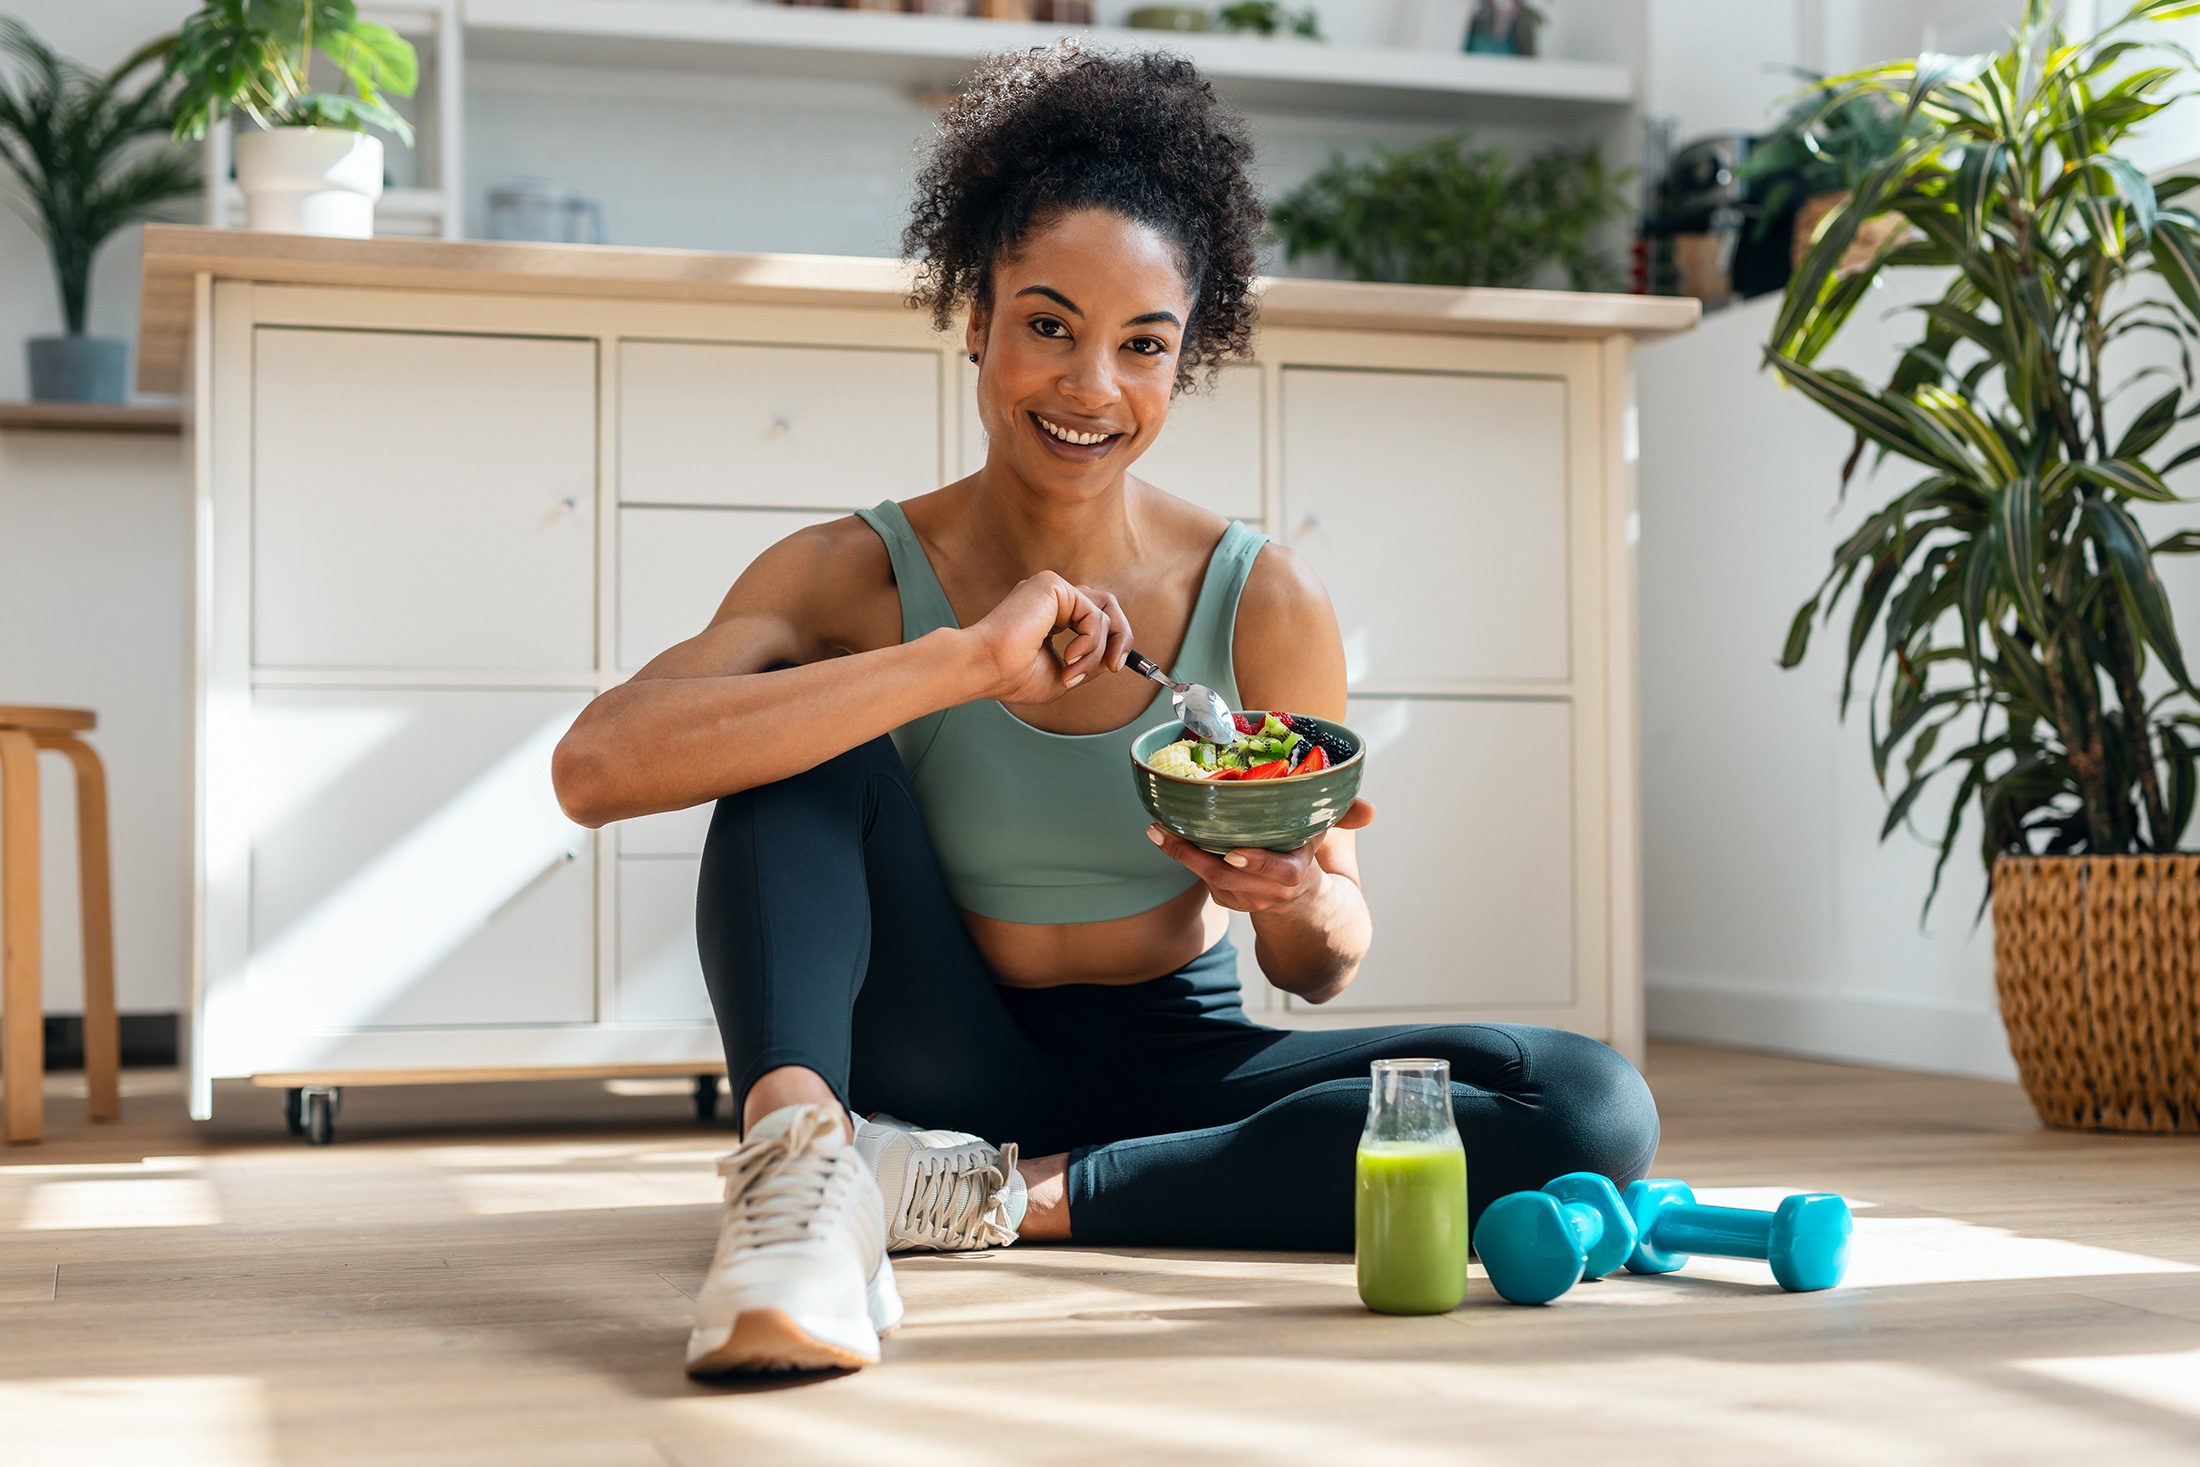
[1080,586,1133,671]
[1146,824,1238,882]
[1335,798,1377,831]
[1060,608,1109,683]
[1220,845,1315,882]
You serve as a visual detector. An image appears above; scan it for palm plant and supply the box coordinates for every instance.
[0,18,198,337]
[1771,0,2200,913]
[166,0,418,145]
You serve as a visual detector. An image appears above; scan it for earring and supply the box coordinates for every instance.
[968,352,979,363]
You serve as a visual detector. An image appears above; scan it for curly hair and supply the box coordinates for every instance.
[903,43,1263,393]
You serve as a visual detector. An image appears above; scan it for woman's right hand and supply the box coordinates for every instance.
[967,571,1130,704]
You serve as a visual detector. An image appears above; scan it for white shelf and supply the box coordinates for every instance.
[462,0,1632,120]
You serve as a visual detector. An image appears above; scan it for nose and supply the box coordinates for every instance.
[1056,337,1121,412]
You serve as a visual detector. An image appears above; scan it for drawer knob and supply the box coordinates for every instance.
[768,416,791,437]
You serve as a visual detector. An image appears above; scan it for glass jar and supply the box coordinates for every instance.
[1355,1058,1468,1314]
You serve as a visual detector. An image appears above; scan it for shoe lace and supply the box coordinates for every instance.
[714,1108,859,1250]
[896,1141,1021,1250]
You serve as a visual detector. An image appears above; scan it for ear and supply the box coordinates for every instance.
[963,304,988,363]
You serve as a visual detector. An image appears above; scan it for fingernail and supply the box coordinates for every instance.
[1066,674,1086,688]
[1224,853,1249,868]
[1146,826,1164,845]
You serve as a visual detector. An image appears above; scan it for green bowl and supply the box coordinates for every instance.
[1129,715,1366,853]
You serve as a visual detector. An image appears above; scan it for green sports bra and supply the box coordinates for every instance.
[855,500,1269,925]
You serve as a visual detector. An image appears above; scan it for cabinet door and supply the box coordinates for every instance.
[1282,369,1569,687]
[1321,697,1574,1010]
[252,328,597,671]
[248,689,595,1031]
[618,506,841,671]
[618,858,713,1024]
[621,341,940,508]
[959,360,1265,523]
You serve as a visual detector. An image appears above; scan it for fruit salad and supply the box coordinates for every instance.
[1144,712,1355,782]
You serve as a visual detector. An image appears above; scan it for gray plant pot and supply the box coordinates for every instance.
[28,336,128,403]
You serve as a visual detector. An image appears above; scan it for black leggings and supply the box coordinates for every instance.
[696,736,1660,1251]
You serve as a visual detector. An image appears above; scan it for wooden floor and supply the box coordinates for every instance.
[3,1042,2198,1467]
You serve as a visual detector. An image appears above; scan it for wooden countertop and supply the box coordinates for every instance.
[136,225,1700,395]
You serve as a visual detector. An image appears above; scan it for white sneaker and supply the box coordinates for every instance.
[685,1104,904,1376]
[854,1113,1026,1253]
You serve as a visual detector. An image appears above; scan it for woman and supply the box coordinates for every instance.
[552,44,1658,1377]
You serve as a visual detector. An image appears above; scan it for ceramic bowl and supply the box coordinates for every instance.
[1129,715,1366,853]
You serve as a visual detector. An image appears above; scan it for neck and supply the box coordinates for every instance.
[960,458,1149,584]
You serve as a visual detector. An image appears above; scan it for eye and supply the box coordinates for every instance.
[1125,336,1168,356]
[1030,317,1070,339]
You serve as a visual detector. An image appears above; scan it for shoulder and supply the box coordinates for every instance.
[711,512,900,652]
[730,513,892,597]
[1231,541,1345,718]
[1237,542,1336,633]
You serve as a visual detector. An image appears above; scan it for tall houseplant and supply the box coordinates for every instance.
[1769,0,2200,1132]
[1270,133,1630,291]
[0,19,197,402]
[165,0,417,239]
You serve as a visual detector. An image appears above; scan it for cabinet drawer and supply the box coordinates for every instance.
[248,689,595,1030]
[959,360,1264,523]
[618,858,714,1024]
[1283,369,1569,686]
[618,506,840,671]
[1320,696,1574,1010]
[252,328,597,671]
[621,341,940,507]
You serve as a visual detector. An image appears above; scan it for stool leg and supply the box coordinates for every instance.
[41,736,117,1123]
[0,729,43,1144]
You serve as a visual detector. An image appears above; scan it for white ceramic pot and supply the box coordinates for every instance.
[233,127,383,238]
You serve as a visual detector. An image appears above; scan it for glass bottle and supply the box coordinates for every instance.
[1355,1057,1468,1314]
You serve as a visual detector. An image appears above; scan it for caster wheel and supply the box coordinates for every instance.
[283,1088,306,1136]
[693,1074,721,1123]
[300,1086,341,1146]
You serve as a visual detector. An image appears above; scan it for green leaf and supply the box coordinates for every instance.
[1766,353,1935,465]
[2073,457,2183,502]
[1906,51,1993,122]
[2113,386,2181,458]
[2085,497,2197,691]
[2151,219,2200,318]
[1995,474,2049,636]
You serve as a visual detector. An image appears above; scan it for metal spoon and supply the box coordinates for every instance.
[1124,650,1237,744]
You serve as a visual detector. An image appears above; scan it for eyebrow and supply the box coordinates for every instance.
[1015,286,1183,331]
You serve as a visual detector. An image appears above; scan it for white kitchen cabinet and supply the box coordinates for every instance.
[156,229,1690,1120]
[248,689,595,1034]
[618,506,842,670]
[621,340,941,508]
[252,328,597,672]
[617,858,714,1025]
[1282,368,1570,689]
[1331,697,1575,1011]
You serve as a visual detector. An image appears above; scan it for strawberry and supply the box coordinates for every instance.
[1242,759,1290,781]
[1297,745,1329,774]
[1232,712,1260,734]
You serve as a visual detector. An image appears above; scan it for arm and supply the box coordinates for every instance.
[1143,545,1374,1004]
[553,516,1128,827]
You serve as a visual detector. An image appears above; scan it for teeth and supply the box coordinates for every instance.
[1038,415,1111,446]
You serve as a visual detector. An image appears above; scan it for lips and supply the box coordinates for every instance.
[1032,411,1118,448]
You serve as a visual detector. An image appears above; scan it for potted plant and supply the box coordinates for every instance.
[1736,80,1908,274]
[1769,0,2200,1133]
[1270,132,1629,290]
[165,0,418,239]
[0,21,197,403]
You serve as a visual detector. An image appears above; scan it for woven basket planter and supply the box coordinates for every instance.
[1992,854,2200,1132]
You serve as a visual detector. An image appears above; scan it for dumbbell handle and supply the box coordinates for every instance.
[1556,1200,1607,1255]
[1640,1202,1772,1261]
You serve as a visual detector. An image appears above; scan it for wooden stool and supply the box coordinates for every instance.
[0,706,120,1144]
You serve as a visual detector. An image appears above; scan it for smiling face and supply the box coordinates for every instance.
[966,207,1194,503]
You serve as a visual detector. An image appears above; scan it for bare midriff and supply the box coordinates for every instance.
[968,882,1230,988]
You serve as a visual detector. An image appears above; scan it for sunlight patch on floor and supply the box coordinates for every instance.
[19,1179,221,1231]
[421,1141,720,1169]
[2018,1349,2200,1422]
[1666,1213,2198,1290]
[451,1168,722,1215]
[0,1376,275,1467]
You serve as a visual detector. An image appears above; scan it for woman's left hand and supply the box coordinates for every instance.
[1145,799,1375,913]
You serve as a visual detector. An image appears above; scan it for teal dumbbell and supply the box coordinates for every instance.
[1622,1179,1852,1292]
[1472,1172,1639,1305]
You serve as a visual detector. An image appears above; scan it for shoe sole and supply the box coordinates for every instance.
[686,1308,878,1376]
[686,1262,902,1378]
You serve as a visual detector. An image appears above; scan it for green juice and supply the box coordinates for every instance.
[1355,1140,1468,1314]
